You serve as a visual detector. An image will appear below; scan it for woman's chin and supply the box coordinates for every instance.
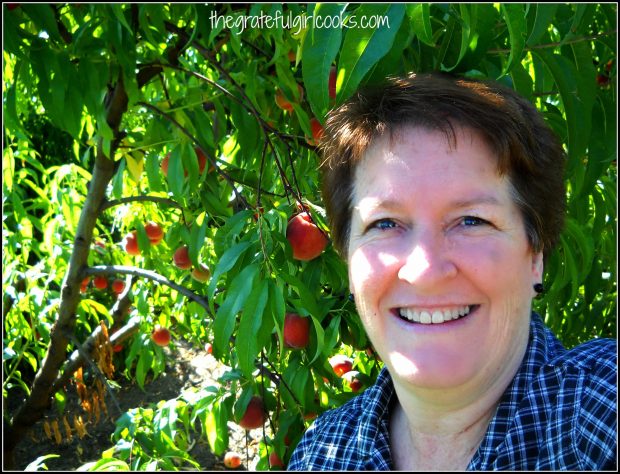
[386,349,476,390]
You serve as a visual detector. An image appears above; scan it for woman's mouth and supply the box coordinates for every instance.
[397,305,479,324]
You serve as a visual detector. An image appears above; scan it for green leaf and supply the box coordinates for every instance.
[166,146,185,201]
[566,3,596,39]
[205,400,228,455]
[212,263,259,359]
[509,62,534,102]
[563,217,594,282]
[308,314,326,365]
[559,234,580,303]
[532,51,585,164]
[338,4,406,101]
[230,100,260,164]
[277,271,320,319]
[135,348,153,389]
[21,4,64,44]
[441,4,474,72]
[3,10,24,57]
[408,3,434,46]
[236,279,268,378]
[526,4,558,46]
[207,241,253,301]
[189,213,208,267]
[302,3,346,117]
[282,356,310,407]
[501,3,527,77]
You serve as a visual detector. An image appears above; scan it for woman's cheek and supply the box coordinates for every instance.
[349,245,395,290]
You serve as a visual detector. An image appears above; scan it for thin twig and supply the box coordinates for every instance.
[136,101,251,211]
[487,29,617,54]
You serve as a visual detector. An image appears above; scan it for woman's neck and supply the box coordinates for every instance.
[389,394,497,471]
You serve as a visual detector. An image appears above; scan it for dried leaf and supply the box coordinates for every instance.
[43,420,52,440]
[51,419,62,445]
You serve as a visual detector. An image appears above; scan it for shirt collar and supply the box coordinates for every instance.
[359,366,397,467]
[471,312,566,466]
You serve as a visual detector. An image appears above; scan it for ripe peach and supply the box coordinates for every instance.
[283,313,310,349]
[286,212,328,261]
[93,275,108,290]
[275,83,304,112]
[269,450,284,469]
[80,277,90,293]
[173,245,192,270]
[144,221,164,245]
[303,412,317,421]
[123,231,140,256]
[306,117,324,146]
[224,451,241,469]
[111,279,126,295]
[195,147,209,174]
[151,325,171,347]
[191,263,211,282]
[342,370,362,392]
[597,74,610,87]
[329,354,354,377]
[238,396,266,430]
[223,451,242,469]
[161,148,209,178]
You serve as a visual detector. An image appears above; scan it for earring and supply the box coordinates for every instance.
[534,283,544,294]
[348,293,355,302]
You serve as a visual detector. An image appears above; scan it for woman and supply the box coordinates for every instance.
[287,73,616,470]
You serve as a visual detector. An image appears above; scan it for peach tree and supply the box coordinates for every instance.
[3,3,616,470]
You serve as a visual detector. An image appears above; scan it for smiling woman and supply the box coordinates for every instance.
[287,73,617,471]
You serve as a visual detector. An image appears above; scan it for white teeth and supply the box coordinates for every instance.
[431,311,444,323]
[399,306,472,324]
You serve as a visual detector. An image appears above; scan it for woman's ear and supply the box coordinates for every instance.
[532,251,544,279]
[531,251,544,297]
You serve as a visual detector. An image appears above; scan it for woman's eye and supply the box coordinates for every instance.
[370,219,398,231]
[460,216,488,227]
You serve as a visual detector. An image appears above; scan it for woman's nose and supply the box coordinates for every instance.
[397,238,457,286]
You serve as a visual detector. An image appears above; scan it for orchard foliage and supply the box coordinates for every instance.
[3,3,616,470]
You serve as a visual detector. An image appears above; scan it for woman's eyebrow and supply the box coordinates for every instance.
[354,194,502,213]
[448,194,502,209]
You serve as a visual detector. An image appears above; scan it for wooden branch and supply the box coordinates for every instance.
[83,265,212,312]
[100,195,184,213]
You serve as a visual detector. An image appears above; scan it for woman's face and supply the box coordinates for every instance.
[347,126,543,395]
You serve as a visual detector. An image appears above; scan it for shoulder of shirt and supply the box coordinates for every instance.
[288,367,392,469]
[546,336,617,376]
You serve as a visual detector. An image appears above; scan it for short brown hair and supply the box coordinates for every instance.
[319,72,566,260]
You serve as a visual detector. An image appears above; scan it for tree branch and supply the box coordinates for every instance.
[83,265,212,313]
[100,195,184,213]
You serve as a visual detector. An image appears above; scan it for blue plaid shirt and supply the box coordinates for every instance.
[288,313,617,470]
